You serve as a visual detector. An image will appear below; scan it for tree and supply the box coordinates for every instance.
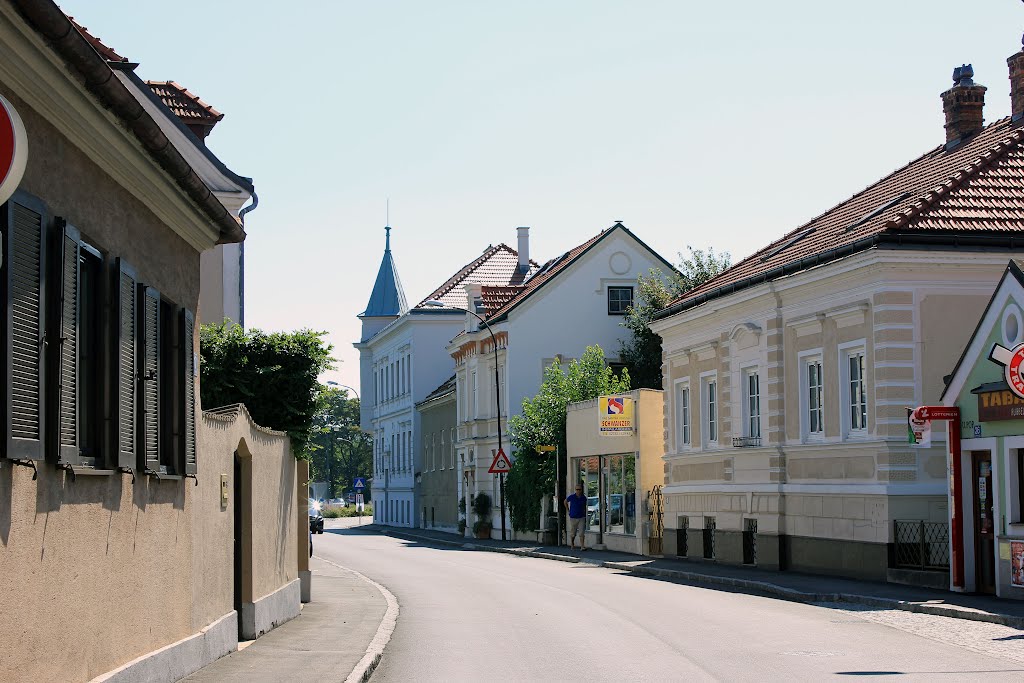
[620,246,730,389]
[199,323,334,455]
[307,387,372,501]
[505,345,631,532]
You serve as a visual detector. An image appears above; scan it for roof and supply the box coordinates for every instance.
[68,17,128,63]
[483,222,676,322]
[361,227,407,318]
[415,243,538,309]
[480,285,525,314]
[657,117,1024,319]
[145,81,224,126]
[416,375,457,408]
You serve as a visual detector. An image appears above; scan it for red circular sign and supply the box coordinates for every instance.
[1007,344,1024,397]
[0,93,27,207]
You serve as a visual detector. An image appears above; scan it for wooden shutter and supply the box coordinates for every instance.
[181,308,197,474]
[56,221,81,464]
[3,194,47,461]
[140,286,160,472]
[115,259,138,469]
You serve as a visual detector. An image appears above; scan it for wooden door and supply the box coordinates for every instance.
[972,451,996,594]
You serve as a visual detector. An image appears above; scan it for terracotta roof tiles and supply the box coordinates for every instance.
[667,118,1024,312]
[416,244,537,309]
[68,17,128,63]
[145,81,224,124]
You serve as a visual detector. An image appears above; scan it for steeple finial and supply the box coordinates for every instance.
[385,225,391,251]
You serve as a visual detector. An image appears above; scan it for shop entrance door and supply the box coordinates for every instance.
[971,451,996,594]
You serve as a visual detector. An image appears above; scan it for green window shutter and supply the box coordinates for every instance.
[115,259,138,469]
[3,193,48,461]
[56,220,81,464]
[181,308,197,475]
[140,286,160,472]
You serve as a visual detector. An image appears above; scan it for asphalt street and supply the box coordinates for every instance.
[316,523,1024,682]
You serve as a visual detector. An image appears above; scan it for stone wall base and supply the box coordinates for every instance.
[90,611,237,683]
[300,570,312,603]
[241,578,301,640]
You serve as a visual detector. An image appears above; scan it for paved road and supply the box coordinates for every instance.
[316,524,1024,682]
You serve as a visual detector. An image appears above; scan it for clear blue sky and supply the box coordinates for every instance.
[61,0,1023,392]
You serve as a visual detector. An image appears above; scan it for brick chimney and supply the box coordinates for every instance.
[1008,36,1024,122]
[941,64,986,145]
[516,226,530,273]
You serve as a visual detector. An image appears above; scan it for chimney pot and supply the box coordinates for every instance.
[941,63,986,145]
[516,227,530,273]
[1008,36,1024,122]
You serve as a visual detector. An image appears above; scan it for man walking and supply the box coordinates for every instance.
[565,484,588,551]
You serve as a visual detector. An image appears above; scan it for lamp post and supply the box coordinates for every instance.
[422,299,507,541]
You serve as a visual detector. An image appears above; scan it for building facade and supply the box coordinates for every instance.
[416,375,459,531]
[650,44,1024,581]
[0,7,299,681]
[448,223,674,538]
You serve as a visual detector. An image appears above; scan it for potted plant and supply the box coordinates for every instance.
[471,493,492,539]
[458,518,467,535]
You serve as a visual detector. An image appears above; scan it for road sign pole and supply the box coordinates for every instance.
[500,472,507,542]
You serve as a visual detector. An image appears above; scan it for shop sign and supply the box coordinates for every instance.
[976,388,1024,422]
[0,93,28,207]
[990,342,1024,399]
[1012,541,1024,588]
[598,395,634,434]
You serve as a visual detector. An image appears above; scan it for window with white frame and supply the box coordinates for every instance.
[745,370,761,439]
[472,371,478,419]
[843,347,868,434]
[675,381,690,448]
[804,355,824,437]
[703,376,718,446]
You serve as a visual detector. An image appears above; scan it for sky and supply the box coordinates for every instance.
[61,0,1024,393]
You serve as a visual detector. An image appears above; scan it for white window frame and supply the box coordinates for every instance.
[472,370,478,419]
[799,349,825,442]
[742,366,761,440]
[839,340,868,439]
[674,379,691,451]
[700,372,718,449]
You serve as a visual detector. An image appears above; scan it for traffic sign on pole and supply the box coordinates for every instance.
[353,477,367,490]
[488,448,512,474]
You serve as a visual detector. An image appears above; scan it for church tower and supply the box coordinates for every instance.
[359,225,408,341]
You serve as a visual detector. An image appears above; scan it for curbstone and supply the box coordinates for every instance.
[382,527,1024,630]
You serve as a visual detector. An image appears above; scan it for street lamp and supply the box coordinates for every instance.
[422,298,508,541]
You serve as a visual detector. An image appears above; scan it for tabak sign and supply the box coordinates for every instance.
[907,405,959,447]
[990,342,1024,399]
[0,93,28,207]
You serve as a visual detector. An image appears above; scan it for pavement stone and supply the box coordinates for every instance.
[181,557,386,683]
[374,524,1024,630]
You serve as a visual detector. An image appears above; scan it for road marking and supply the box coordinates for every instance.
[314,554,400,683]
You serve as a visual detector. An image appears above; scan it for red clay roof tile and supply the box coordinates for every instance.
[416,244,538,309]
[145,81,224,125]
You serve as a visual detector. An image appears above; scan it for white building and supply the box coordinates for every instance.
[354,227,536,527]
[447,223,674,538]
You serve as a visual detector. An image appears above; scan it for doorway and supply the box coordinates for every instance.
[971,451,996,594]
[233,444,254,637]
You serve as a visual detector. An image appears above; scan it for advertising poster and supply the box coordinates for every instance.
[598,395,634,434]
[1012,541,1024,588]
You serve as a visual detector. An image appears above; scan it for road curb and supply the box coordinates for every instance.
[315,556,400,683]
[382,528,1024,630]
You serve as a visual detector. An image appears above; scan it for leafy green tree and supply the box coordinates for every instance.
[199,323,334,455]
[620,246,730,389]
[505,345,631,532]
[307,387,372,501]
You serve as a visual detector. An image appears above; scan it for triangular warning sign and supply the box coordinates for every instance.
[488,448,512,474]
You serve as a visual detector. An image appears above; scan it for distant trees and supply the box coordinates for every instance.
[620,246,731,389]
[308,386,372,501]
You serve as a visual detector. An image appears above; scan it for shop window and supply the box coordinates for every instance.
[607,286,633,315]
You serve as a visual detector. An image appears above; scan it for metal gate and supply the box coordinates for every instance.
[647,485,664,555]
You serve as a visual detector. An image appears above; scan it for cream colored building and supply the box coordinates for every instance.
[650,47,1024,582]
[566,390,665,555]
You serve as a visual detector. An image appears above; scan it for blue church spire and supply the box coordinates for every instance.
[360,225,408,318]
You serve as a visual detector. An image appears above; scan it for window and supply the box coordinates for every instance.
[806,357,824,436]
[675,382,690,448]
[607,286,633,315]
[847,350,867,433]
[745,371,761,439]
[472,371,478,419]
[703,377,718,445]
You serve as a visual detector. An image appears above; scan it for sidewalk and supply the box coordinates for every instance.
[181,557,388,683]
[377,525,1024,629]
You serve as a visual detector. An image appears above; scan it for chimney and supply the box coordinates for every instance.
[1008,35,1024,122]
[465,282,483,332]
[941,64,986,145]
[517,227,530,273]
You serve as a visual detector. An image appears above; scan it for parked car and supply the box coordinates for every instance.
[587,496,599,526]
[309,500,324,534]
